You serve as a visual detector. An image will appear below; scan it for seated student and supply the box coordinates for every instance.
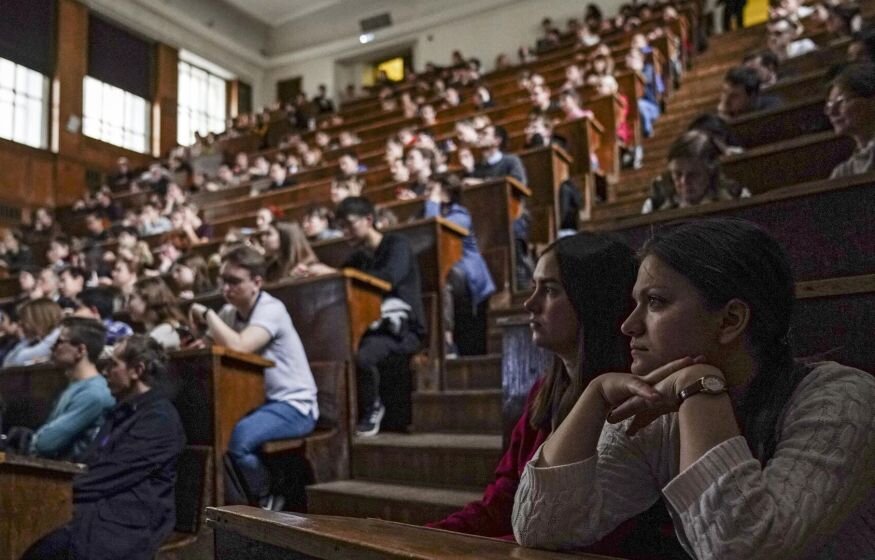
[59,266,87,303]
[128,277,190,350]
[301,205,343,242]
[3,298,62,367]
[558,88,594,122]
[848,27,875,63]
[25,317,115,461]
[743,50,780,87]
[718,66,782,119]
[309,197,425,437]
[422,175,496,356]
[258,222,319,282]
[22,334,186,560]
[429,232,684,557]
[513,218,875,557]
[189,246,318,509]
[116,226,154,270]
[330,174,364,205]
[268,161,296,191]
[0,228,33,273]
[641,130,750,214]
[397,147,435,199]
[170,253,215,299]
[826,63,875,178]
[472,125,528,185]
[338,150,367,178]
[35,267,77,309]
[768,18,817,60]
[0,305,20,365]
[75,286,134,348]
[626,36,664,138]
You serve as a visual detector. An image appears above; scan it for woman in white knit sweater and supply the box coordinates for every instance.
[512,218,875,559]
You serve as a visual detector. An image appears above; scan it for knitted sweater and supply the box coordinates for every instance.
[512,361,875,559]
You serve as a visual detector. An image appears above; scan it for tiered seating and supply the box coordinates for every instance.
[7,0,874,555]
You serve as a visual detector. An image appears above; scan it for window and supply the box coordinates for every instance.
[177,61,226,146]
[0,57,49,149]
[82,76,150,153]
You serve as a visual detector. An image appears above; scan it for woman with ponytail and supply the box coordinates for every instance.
[513,218,875,559]
[429,232,684,558]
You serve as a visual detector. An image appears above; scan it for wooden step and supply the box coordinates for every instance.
[352,433,502,490]
[445,354,502,390]
[411,390,503,434]
[306,480,482,525]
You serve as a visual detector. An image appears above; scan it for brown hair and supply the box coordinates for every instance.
[132,277,188,329]
[263,222,318,282]
[172,253,214,295]
[222,245,267,280]
[17,298,63,340]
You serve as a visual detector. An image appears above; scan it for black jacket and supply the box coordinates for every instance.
[71,389,185,560]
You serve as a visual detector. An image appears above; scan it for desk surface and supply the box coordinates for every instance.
[207,506,620,559]
[0,452,85,475]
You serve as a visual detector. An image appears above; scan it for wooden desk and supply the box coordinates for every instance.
[206,506,619,560]
[380,177,531,297]
[520,144,573,245]
[0,452,85,560]
[585,172,875,282]
[165,346,270,506]
[192,269,387,363]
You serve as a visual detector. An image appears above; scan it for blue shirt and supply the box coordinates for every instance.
[29,374,115,461]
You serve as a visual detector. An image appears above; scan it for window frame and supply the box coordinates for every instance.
[0,57,50,149]
[177,60,227,146]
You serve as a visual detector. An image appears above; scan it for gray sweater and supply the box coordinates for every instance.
[512,362,875,559]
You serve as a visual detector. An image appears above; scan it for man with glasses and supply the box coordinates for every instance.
[7,317,114,461]
[309,196,425,437]
[189,245,317,510]
[22,334,185,560]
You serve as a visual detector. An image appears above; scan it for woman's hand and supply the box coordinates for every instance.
[608,360,725,436]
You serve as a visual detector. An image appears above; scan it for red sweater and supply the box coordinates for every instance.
[426,378,682,559]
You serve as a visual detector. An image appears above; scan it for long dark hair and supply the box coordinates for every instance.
[529,232,637,431]
[641,218,806,464]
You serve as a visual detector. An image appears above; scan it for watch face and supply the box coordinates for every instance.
[702,376,726,393]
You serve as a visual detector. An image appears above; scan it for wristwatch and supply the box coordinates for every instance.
[677,375,727,404]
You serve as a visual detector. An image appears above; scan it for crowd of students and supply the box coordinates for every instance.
[640,0,875,213]
[1,0,873,557]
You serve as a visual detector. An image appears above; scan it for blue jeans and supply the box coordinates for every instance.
[227,400,316,502]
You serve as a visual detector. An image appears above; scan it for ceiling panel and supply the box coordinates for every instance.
[220,0,344,26]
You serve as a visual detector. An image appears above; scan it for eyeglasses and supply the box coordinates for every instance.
[220,275,247,286]
[53,337,74,349]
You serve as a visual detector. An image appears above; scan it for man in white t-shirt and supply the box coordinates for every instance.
[190,245,318,510]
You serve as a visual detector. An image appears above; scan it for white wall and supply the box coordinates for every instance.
[263,0,628,104]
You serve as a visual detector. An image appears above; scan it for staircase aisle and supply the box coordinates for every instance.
[307,355,505,524]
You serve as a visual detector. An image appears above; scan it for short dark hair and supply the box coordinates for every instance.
[118,334,168,386]
[492,125,510,151]
[335,196,376,224]
[725,66,762,96]
[222,245,267,280]
[830,62,875,98]
[339,150,359,161]
[60,266,87,282]
[61,316,106,363]
[856,27,875,61]
[78,286,118,319]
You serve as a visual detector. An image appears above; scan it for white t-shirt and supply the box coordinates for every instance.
[219,291,318,419]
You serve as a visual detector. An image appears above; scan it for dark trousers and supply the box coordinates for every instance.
[443,266,489,356]
[356,330,421,414]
